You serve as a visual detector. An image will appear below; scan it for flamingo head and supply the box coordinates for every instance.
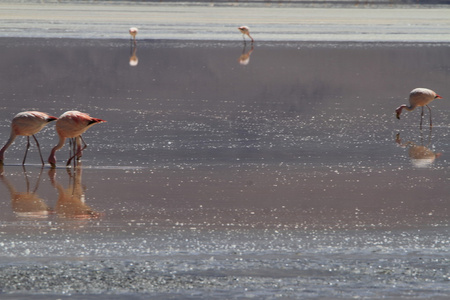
[435,94,442,99]
[48,154,56,168]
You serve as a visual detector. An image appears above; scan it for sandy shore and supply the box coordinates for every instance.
[1,2,450,41]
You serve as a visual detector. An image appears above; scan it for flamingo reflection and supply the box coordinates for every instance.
[49,166,100,219]
[396,132,441,168]
[129,36,138,67]
[238,42,254,66]
[0,166,52,218]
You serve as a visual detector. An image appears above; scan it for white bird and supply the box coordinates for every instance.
[396,88,443,128]
[238,26,254,43]
[129,27,138,44]
[0,111,57,165]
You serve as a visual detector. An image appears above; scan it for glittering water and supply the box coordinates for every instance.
[0,7,449,299]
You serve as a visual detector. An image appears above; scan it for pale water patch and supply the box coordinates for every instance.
[1,2,450,42]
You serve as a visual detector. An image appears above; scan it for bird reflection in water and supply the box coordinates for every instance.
[129,27,138,67]
[396,130,441,168]
[49,166,100,219]
[0,166,51,218]
[238,42,254,66]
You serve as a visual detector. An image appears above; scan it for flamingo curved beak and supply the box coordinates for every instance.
[435,94,443,99]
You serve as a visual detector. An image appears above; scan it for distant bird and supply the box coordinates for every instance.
[396,88,443,128]
[238,26,254,43]
[48,111,106,168]
[129,27,138,43]
[0,111,57,165]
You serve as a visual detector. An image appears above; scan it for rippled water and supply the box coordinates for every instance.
[0,37,449,298]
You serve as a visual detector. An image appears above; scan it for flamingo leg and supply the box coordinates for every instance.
[420,106,424,130]
[242,34,247,45]
[66,136,88,167]
[66,138,76,167]
[426,105,432,127]
[22,136,31,165]
[32,135,44,165]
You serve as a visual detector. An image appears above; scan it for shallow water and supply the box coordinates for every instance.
[0,38,449,298]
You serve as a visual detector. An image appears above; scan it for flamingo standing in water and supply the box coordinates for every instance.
[238,26,254,43]
[129,27,138,44]
[396,88,443,128]
[0,111,57,165]
[48,111,106,168]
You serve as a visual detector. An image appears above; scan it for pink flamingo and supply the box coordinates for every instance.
[48,111,106,168]
[129,27,138,45]
[0,111,57,165]
[396,88,443,128]
[238,26,254,43]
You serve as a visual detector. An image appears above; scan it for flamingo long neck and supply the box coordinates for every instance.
[403,104,417,111]
[48,135,66,167]
[0,130,17,161]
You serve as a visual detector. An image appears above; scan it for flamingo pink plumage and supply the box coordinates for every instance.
[48,111,106,168]
[129,27,138,45]
[396,88,443,127]
[0,111,57,165]
[238,26,254,43]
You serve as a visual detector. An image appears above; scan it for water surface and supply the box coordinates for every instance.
[0,38,449,299]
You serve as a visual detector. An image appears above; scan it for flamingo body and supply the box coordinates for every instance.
[396,88,442,121]
[0,111,57,165]
[48,111,106,167]
[238,26,254,42]
[129,27,138,37]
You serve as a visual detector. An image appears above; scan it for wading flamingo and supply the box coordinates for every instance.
[238,26,254,43]
[129,27,138,44]
[396,88,443,128]
[0,111,57,165]
[48,111,106,168]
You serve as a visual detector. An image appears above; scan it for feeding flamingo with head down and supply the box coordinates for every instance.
[0,111,57,165]
[238,26,254,43]
[48,111,106,168]
[129,27,138,44]
[396,88,443,128]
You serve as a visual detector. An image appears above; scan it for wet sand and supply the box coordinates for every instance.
[0,2,450,299]
[1,1,450,41]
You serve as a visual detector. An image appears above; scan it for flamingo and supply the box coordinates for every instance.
[129,27,138,44]
[396,88,443,128]
[238,26,254,43]
[0,111,57,165]
[48,111,106,168]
